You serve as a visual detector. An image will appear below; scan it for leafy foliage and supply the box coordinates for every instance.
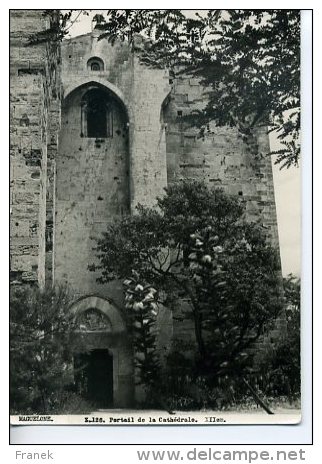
[94,9,300,168]
[47,390,95,414]
[123,274,160,389]
[276,274,300,395]
[93,181,284,384]
[27,10,89,45]
[255,274,300,399]
[10,285,77,414]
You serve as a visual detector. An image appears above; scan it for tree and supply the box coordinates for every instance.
[94,9,300,168]
[27,10,90,45]
[281,274,301,394]
[275,274,300,395]
[10,285,76,414]
[123,275,160,391]
[253,274,300,400]
[92,181,284,390]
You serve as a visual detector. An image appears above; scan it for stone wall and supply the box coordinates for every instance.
[10,10,61,287]
[164,73,280,249]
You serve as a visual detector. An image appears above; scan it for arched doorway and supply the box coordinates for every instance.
[74,349,114,408]
[70,296,134,408]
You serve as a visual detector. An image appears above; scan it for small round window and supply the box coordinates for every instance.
[87,57,104,72]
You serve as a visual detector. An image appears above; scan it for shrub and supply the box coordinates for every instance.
[10,284,77,414]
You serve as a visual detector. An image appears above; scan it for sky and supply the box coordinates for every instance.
[65,10,301,278]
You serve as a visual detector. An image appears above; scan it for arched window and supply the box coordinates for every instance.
[87,57,104,72]
[81,88,113,138]
[91,62,100,71]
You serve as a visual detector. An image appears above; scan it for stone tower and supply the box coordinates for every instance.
[10,11,281,408]
[10,10,61,288]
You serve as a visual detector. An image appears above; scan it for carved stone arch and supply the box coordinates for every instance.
[70,295,126,333]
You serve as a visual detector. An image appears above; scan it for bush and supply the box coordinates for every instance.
[10,284,77,414]
[48,391,95,414]
[144,336,300,412]
[252,275,300,401]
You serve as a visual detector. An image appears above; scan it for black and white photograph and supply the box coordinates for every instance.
[10,9,302,426]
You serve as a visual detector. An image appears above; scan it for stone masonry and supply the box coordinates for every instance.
[10,10,61,288]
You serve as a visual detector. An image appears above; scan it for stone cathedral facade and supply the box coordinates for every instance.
[10,11,281,408]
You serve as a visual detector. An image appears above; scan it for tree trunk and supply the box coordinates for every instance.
[242,377,274,415]
[192,306,207,362]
